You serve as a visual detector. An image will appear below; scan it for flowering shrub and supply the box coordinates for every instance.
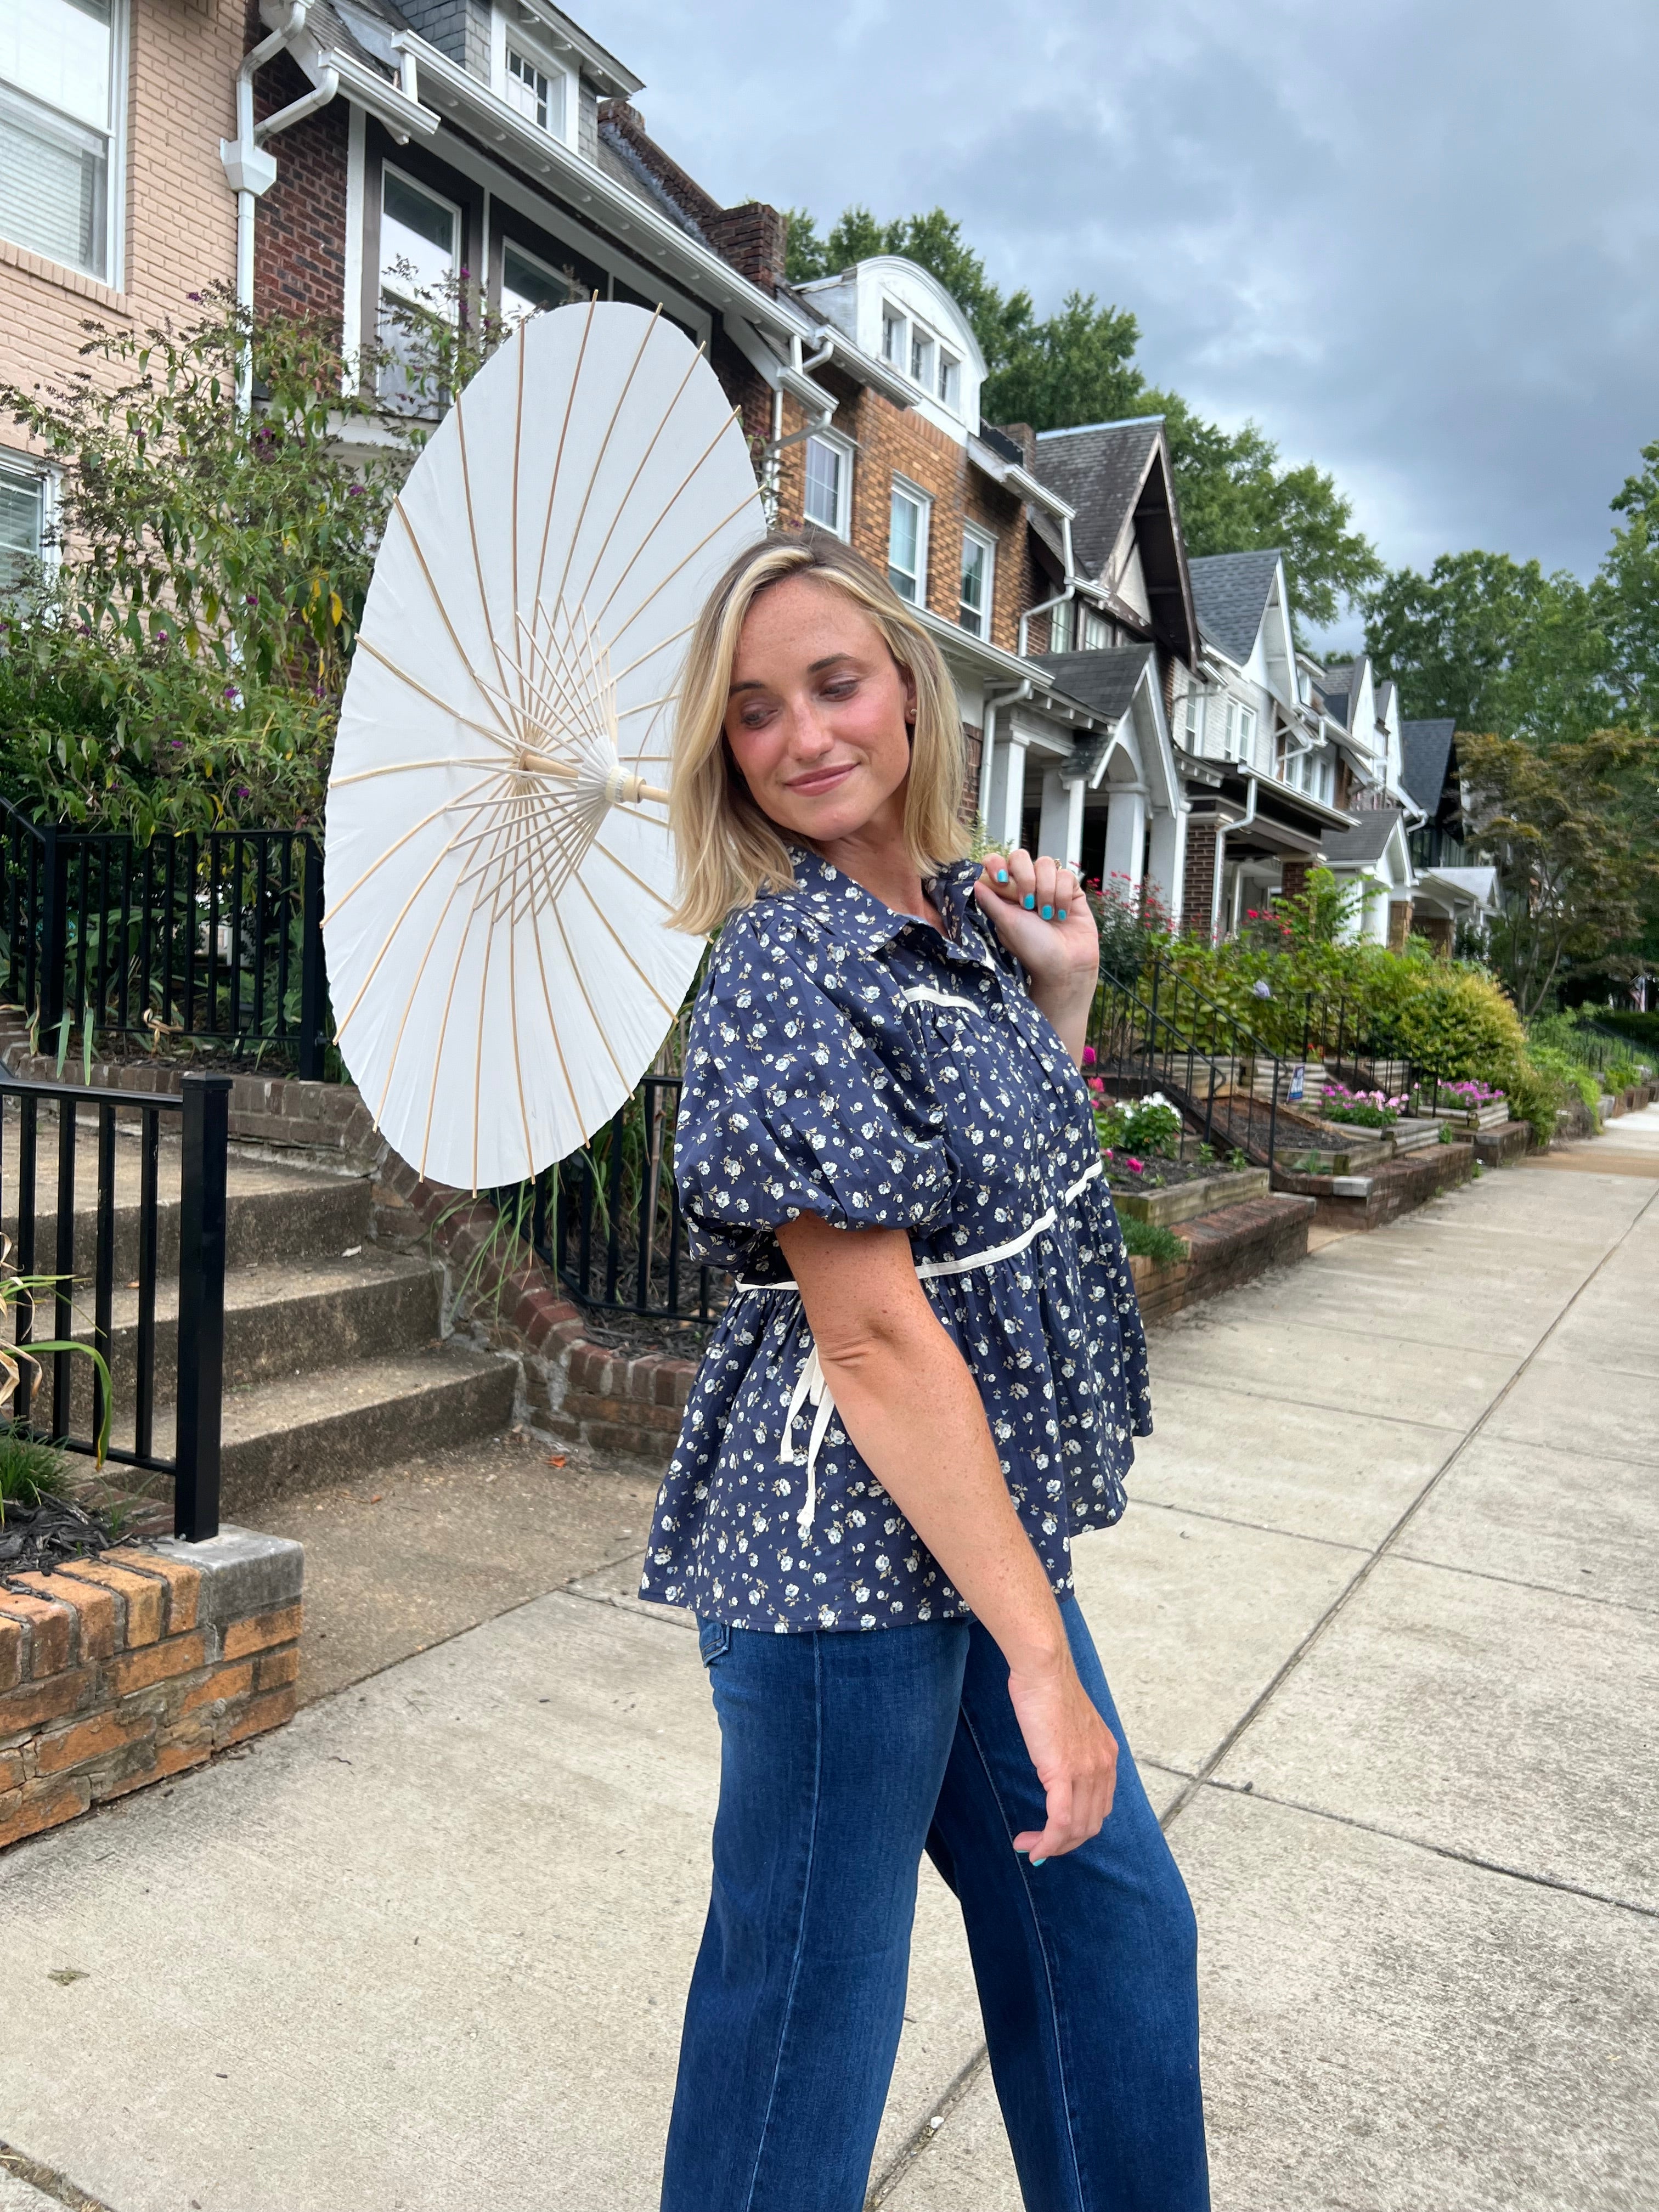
[1417,1078,1506,1115]
[1093,1090,1183,1159]
[1320,1080,1408,1128]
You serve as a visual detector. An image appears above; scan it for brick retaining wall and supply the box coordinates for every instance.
[1,1527,303,1852]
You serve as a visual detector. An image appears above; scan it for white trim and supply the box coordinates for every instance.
[499,229,573,318]
[802,426,853,539]
[0,0,128,288]
[958,522,996,641]
[492,7,577,153]
[888,475,932,608]
[901,984,983,1015]
[403,37,800,342]
[378,159,462,306]
[341,101,366,386]
[0,448,59,579]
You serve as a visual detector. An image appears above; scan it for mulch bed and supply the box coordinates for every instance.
[1105,1154,1231,1194]
[0,1489,124,1576]
[572,1306,718,1359]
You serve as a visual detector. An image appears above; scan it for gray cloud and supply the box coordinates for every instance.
[587,0,1659,601]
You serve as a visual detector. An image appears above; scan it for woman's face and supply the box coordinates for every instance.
[723,574,917,848]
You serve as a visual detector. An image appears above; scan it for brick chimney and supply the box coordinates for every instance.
[599,99,787,296]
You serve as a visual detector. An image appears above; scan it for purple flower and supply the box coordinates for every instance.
[347,484,365,496]
[187,291,201,302]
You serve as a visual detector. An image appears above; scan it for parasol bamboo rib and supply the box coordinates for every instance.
[454,382,523,717]
[529,294,599,629]
[324,767,504,931]
[565,340,707,622]
[348,636,519,754]
[600,483,763,665]
[387,500,520,732]
[587,403,744,637]
[510,320,525,698]
[569,866,680,1020]
[542,306,664,644]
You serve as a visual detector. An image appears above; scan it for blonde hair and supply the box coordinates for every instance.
[667,532,968,934]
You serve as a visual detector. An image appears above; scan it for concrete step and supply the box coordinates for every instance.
[1389,1118,1446,1156]
[47,1251,443,1427]
[2,1124,369,1276]
[105,1344,520,1514]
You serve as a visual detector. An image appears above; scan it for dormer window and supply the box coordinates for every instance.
[910,329,934,387]
[937,352,961,410]
[882,306,906,366]
[506,44,563,137]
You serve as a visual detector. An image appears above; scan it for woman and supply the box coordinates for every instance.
[642,533,1209,2211]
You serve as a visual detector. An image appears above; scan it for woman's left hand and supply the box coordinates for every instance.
[973,850,1099,1062]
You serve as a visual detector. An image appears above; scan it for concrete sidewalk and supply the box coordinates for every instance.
[2,1116,1656,2211]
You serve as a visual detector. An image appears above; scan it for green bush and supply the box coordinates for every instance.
[1119,1218,1187,1266]
[1095,1096,1183,1158]
[1593,1008,1659,1057]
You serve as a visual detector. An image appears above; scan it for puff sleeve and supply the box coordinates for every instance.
[672,908,952,1269]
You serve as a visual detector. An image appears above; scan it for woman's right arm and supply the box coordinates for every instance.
[777,1210,1118,1861]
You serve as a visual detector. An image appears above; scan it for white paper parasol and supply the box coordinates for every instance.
[323,302,764,1189]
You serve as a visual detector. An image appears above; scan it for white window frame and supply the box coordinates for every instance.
[802,428,853,540]
[1223,700,1258,765]
[1183,686,1204,748]
[958,523,995,639]
[0,451,58,586]
[909,326,934,389]
[499,233,572,323]
[377,162,462,410]
[936,351,961,411]
[0,0,129,289]
[1048,597,1073,653]
[887,478,931,608]
[1079,604,1109,651]
[881,302,907,368]
[490,8,577,150]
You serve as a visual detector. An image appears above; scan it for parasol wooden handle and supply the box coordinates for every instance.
[516,747,669,807]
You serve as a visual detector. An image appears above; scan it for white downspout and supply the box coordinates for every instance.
[222,3,340,414]
[979,678,1032,833]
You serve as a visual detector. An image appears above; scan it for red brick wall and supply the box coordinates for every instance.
[1279,859,1311,904]
[252,51,349,324]
[1183,822,1218,937]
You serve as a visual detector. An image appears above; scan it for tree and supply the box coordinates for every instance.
[1459,729,1659,1015]
[783,200,1379,633]
[1361,550,1615,740]
[1602,438,1659,722]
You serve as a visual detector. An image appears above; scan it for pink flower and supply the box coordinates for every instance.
[1081,1045,1097,1066]
[1127,1156,1144,1173]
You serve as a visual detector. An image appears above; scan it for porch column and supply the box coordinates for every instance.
[986,736,1028,851]
[1036,769,1084,867]
[1147,809,1183,928]
[1102,788,1147,900]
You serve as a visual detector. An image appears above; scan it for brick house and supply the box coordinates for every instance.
[0,0,244,578]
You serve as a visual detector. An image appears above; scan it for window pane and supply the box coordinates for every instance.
[506,53,545,131]
[958,535,986,636]
[381,169,456,299]
[804,437,842,532]
[888,489,919,600]
[501,241,570,320]
[0,461,44,586]
[0,80,106,274]
[1049,599,1071,653]
[938,353,959,407]
[910,331,933,384]
[0,0,112,134]
[882,309,905,365]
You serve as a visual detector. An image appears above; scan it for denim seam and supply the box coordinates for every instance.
[738,1631,825,2211]
[958,1702,1089,2212]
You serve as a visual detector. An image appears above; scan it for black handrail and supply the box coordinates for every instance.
[0,799,328,1077]
[0,1068,229,1539]
[1090,953,1292,1172]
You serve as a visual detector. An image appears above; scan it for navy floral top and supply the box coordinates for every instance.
[639,849,1152,1632]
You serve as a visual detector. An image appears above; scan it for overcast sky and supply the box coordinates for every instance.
[587,0,1657,638]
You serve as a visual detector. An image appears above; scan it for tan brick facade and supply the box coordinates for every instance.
[0,1,240,451]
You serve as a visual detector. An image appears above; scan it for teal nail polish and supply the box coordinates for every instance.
[1041,904,1054,920]
[996,869,1008,883]
[1058,906,1068,919]
[1031,1857,1047,1867]
[1022,894,1035,910]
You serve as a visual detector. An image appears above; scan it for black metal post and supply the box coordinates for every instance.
[38,827,67,1036]
[174,1072,230,1541]
[298,838,326,1080]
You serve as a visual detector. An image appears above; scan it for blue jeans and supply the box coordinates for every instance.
[661,1599,1209,2212]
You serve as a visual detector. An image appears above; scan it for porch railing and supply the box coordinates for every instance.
[0,799,328,1077]
[1,1069,229,1541]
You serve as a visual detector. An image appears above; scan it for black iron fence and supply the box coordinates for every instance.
[0,799,328,1077]
[1296,987,1463,1113]
[525,1073,725,1325]
[1090,956,1293,1171]
[1,1069,228,1540]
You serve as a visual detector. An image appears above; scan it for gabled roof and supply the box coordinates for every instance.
[1028,419,1196,664]
[1400,719,1457,814]
[1321,806,1406,867]
[1034,645,1155,731]
[1187,549,1281,665]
